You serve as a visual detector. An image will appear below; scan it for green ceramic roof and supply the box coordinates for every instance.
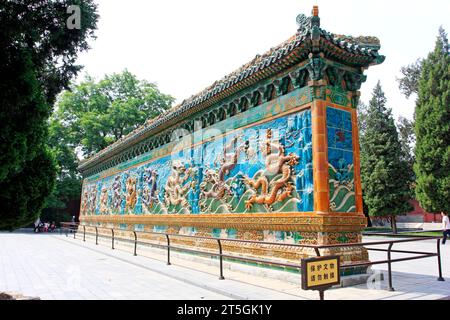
[78,7,384,173]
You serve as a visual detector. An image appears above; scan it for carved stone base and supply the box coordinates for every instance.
[80,212,369,272]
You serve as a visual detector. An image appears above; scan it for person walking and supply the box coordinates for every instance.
[33,218,41,233]
[442,212,450,245]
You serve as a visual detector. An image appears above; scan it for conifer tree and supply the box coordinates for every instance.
[414,27,450,214]
[360,82,412,232]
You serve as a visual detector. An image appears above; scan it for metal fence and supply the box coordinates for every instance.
[60,222,445,292]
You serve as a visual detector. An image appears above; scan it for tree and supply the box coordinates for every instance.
[54,70,174,156]
[0,148,57,231]
[0,1,98,230]
[414,27,450,214]
[357,101,372,227]
[396,116,416,196]
[44,70,174,223]
[357,101,369,136]
[360,82,412,233]
[40,118,83,225]
[397,59,423,99]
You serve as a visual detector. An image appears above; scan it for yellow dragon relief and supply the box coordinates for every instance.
[164,161,195,211]
[99,187,109,214]
[80,189,89,216]
[125,176,137,214]
[243,135,299,210]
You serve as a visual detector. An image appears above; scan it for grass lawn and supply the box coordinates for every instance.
[399,232,443,237]
[364,227,443,237]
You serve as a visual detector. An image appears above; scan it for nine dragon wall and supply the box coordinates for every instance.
[81,108,314,218]
[80,86,357,244]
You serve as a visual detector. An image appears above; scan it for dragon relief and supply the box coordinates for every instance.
[243,129,299,210]
[99,187,109,214]
[164,161,196,212]
[200,135,250,201]
[332,158,354,189]
[125,175,138,214]
[142,167,158,214]
[80,188,89,216]
[112,175,122,212]
[87,185,97,215]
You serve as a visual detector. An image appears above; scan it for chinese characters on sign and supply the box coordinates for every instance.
[301,256,341,290]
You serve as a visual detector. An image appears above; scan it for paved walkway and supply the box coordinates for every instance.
[0,232,449,300]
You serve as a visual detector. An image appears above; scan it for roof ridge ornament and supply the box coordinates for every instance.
[296,6,320,35]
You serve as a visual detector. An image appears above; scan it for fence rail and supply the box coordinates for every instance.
[60,222,445,292]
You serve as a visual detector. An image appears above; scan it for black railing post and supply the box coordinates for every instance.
[437,238,445,282]
[83,225,86,242]
[95,227,98,245]
[387,243,395,291]
[65,224,68,237]
[314,247,321,257]
[166,234,171,265]
[133,231,138,256]
[319,290,325,301]
[111,229,115,250]
[73,224,76,239]
[217,239,225,280]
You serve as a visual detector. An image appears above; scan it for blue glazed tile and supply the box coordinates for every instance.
[343,111,352,131]
[343,151,354,166]
[326,107,342,128]
[305,114,311,128]
[296,169,305,191]
[327,127,336,148]
[328,148,344,169]
[227,229,237,239]
[119,223,127,230]
[302,189,314,212]
[304,168,313,186]
[287,115,297,131]
[212,229,221,238]
[83,108,315,216]
[343,130,353,150]
[303,127,312,144]
[296,113,304,130]
[275,231,285,241]
[302,147,313,165]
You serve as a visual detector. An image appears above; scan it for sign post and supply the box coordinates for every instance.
[301,256,341,300]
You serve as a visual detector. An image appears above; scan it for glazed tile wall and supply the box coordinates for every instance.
[80,108,314,217]
[326,106,356,212]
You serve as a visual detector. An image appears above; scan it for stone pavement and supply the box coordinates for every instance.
[0,231,449,300]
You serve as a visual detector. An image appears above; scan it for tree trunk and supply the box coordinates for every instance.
[365,213,372,227]
[391,215,398,234]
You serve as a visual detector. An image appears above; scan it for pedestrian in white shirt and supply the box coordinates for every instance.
[442,212,450,245]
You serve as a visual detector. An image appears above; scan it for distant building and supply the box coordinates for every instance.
[396,200,442,223]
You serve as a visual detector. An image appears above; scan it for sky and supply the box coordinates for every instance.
[76,0,450,121]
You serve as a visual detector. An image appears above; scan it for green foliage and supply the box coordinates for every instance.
[0,148,57,231]
[414,27,450,213]
[397,59,423,99]
[0,1,98,230]
[44,70,173,221]
[55,70,174,156]
[41,116,82,222]
[360,82,412,217]
[396,116,416,196]
[357,101,369,136]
